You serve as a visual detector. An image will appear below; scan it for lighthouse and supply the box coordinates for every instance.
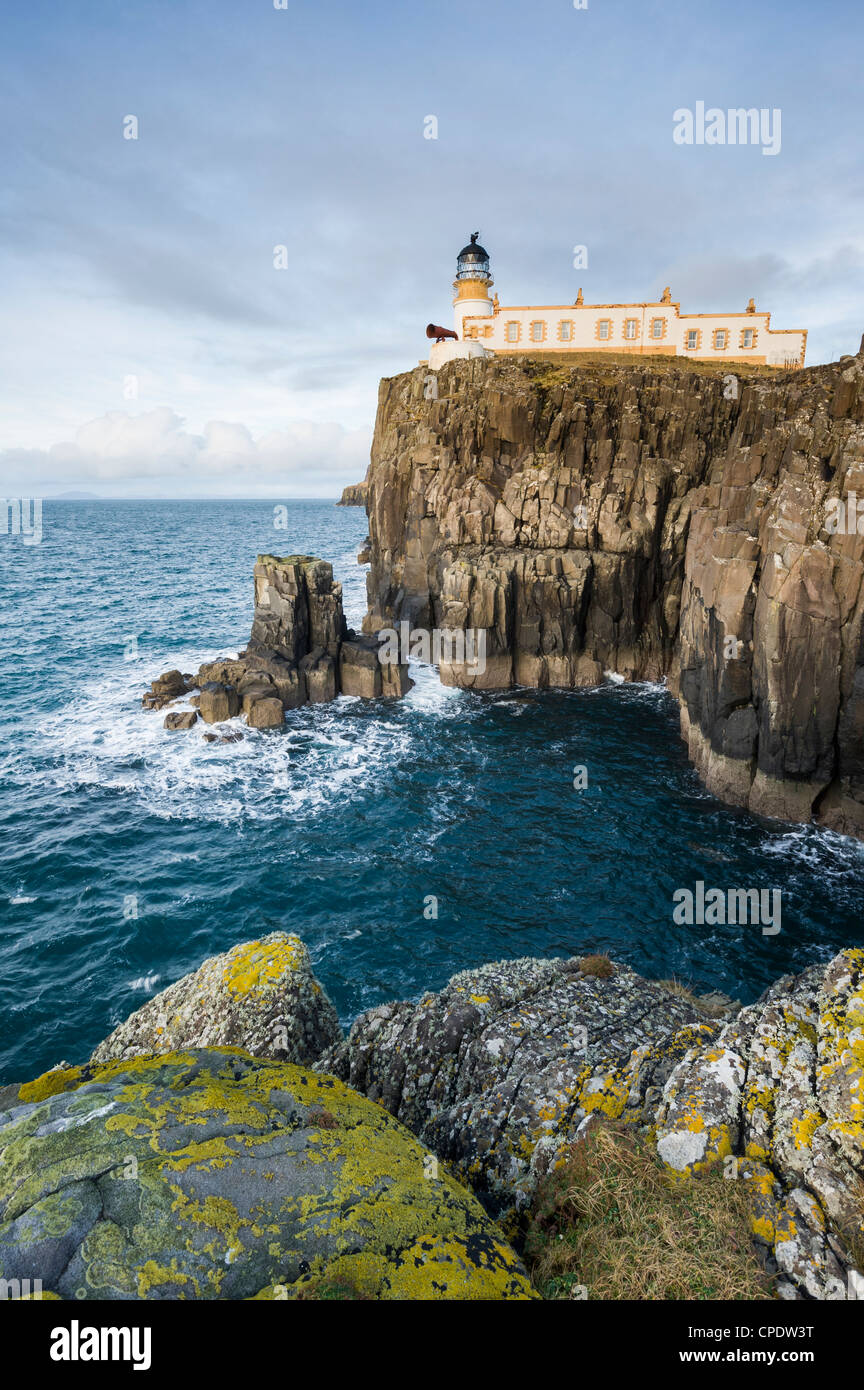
[452,233,494,337]
[425,233,493,371]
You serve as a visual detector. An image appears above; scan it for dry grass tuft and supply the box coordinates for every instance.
[524,1122,774,1301]
[657,976,701,1006]
[579,954,615,979]
[657,977,733,1019]
[835,1175,864,1277]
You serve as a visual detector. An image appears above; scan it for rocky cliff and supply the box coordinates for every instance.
[337,481,368,506]
[362,349,864,836]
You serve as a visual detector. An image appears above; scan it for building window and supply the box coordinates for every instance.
[505,321,520,343]
[559,320,573,342]
[596,319,611,340]
[740,328,756,350]
[530,320,546,342]
[714,329,728,350]
[686,329,700,350]
[624,318,639,339]
[651,318,664,339]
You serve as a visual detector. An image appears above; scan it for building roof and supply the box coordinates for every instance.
[457,232,489,261]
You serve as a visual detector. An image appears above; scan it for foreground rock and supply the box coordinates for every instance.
[163,710,198,731]
[322,944,864,1298]
[363,351,864,836]
[0,1050,534,1300]
[7,931,864,1299]
[321,954,715,1216]
[656,947,864,1299]
[90,933,342,1066]
[142,553,410,731]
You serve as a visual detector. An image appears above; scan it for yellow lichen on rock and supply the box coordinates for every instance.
[220,935,303,996]
[88,932,342,1068]
[0,1048,534,1301]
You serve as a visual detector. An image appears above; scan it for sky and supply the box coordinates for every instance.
[1,0,862,497]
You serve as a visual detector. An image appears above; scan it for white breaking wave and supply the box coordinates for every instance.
[32,645,440,827]
[127,974,160,992]
[403,660,464,714]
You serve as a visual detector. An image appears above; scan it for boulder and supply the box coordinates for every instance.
[142,669,190,710]
[196,659,248,687]
[163,711,198,731]
[245,696,284,729]
[339,636,411,699]
[151,669,187,698]
[199,682,241,724]
[321,954,713,1215]
[240,682,276,715]
[0,1050,535,1300]
[339,638,383,698]
[91,933,341,1065]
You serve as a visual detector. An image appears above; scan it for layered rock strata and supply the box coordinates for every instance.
[143,553,410,731]
[361,351,864,835]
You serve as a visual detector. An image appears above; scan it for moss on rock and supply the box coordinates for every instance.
[89,933,341,1067]
[0,1049,535,1301]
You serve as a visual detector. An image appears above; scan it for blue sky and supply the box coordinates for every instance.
[1,0,861,495]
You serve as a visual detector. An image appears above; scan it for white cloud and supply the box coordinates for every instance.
[0,408,370,496]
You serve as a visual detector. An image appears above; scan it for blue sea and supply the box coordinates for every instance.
[2,499,863,1085]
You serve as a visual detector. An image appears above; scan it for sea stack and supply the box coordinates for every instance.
[143,552,411,731]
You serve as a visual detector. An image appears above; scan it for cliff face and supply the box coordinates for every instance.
[337,481,368,506]
[362,350,864,836]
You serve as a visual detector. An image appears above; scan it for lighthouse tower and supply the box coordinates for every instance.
[453,232,494,338]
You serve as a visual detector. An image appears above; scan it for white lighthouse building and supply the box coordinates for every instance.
[427,234,807,370]
[452,232,495,338]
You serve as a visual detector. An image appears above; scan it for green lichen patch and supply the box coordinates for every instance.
[0,1048,533,1301]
